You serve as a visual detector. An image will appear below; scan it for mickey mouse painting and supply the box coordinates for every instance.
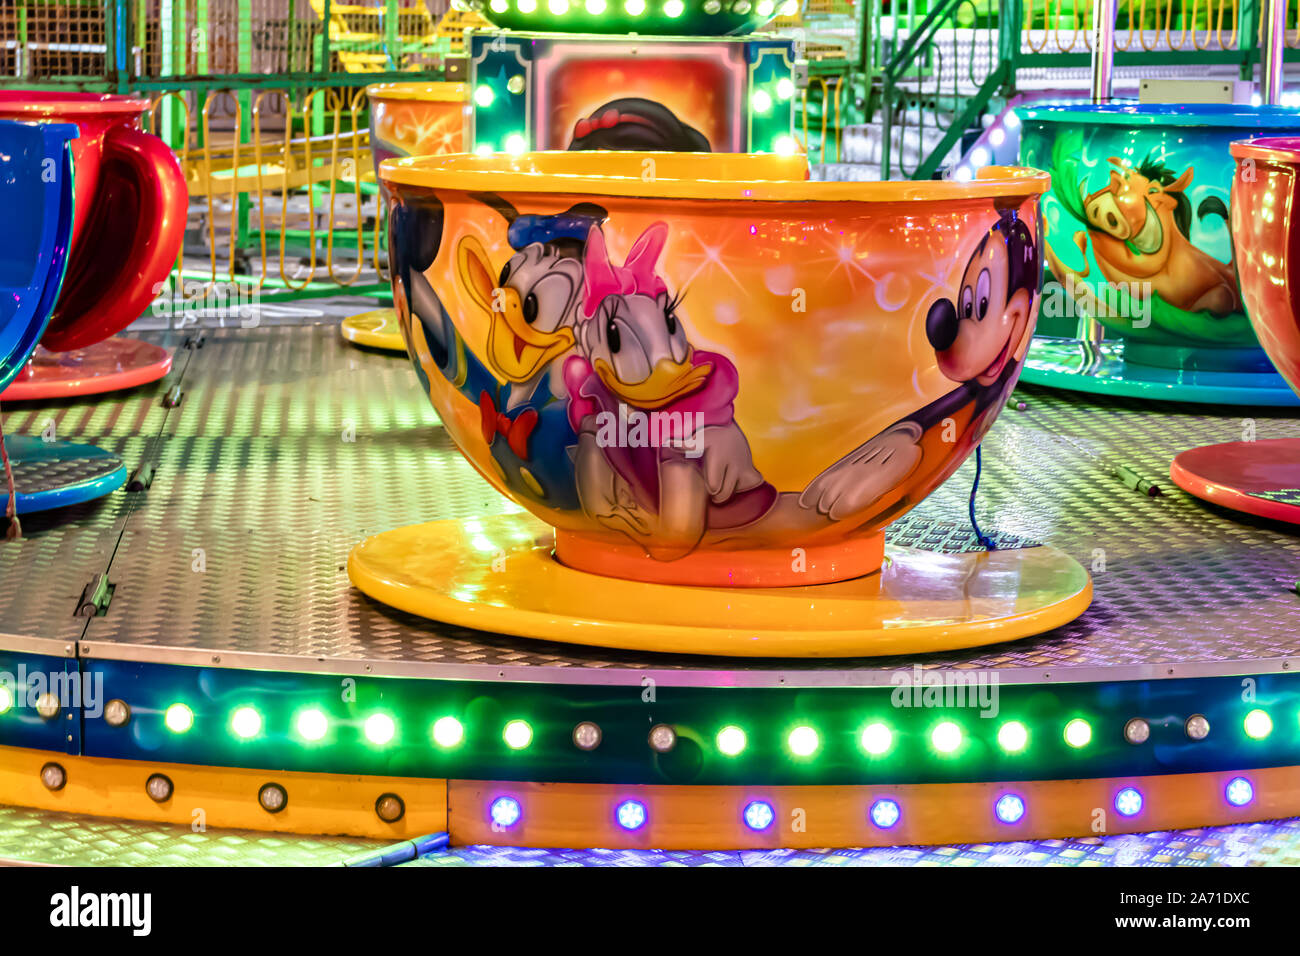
[799,207,1040,525]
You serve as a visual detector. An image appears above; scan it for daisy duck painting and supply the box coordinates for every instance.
[561,211,1039,561]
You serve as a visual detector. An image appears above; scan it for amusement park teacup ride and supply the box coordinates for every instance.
[0,119,128,519]
[0,92,187,402]
[347,150,1093,657]
[6,2,1300,858]
[1018,104,1300,406]
[1169,136,1300,523]
[340,82,470,353]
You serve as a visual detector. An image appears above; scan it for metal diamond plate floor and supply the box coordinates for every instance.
[2,802,1299,867]
[2,318,1299,679]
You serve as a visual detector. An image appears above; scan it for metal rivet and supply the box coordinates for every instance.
[104,699,131,727]
[258,783,288,814]
[35,693,60,720]
[1185,714,1211,740]
[1123,718,1150,745]
[375,793,405,823]
[573,721,602,751]
[648,724,676,753]
[145,774,173,803]
[40,762,66,791]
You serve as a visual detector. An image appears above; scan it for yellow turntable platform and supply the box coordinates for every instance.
[347,513,1093,658]
[341,309,406,352]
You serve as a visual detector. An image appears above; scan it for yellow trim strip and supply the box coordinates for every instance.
[2,746,1292,850]
[379,152,1051,203]
[450,768,1300,850]
[0,746,446,841]
[366,82,471,104]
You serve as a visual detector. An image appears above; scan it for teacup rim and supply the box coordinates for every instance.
[1231,136,1300,164]
[378,151,1049,202]
[0,91,150,116]
[365,82,471,104]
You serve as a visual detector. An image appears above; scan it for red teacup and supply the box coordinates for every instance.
[0,92,187,352]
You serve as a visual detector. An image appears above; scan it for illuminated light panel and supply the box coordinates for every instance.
[1114,787,1143,817]
[1226,777,1254,807]
[773,135,798,157]
[995,794,1025,824]
[869,798,900,829]
[616,800,647,831]
[433,716,464,748]
[164,703,194,734]
[296,708,328,742]
[998,721,1028,753]
[1244,709,1273,740]
[717,725,747,756]
[860,722,892,755]
[473,85,495,108]
[364,713,396,746]
[931,721,962,754]
[490,796,521,828]
[743,801,774,831]
[787,725,819,757]
[1064,719,1092,748]
[503,719,533,750]
[230,707,262,739]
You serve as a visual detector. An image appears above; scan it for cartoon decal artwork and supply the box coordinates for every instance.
[394,196,609,511]
[1049,153,1239,316]
[394,204,1039,564]
[567,98,711,152]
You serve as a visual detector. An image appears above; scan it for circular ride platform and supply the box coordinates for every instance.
[0,434,127,514]
[1020,335,1300,406]
[340,309,406,352]
[0,338,172,401]
[1170,438,1300,525]
[3,324,1299,852]
[348,514,1092,658]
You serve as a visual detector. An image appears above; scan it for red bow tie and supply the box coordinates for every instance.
[479,391,539,460]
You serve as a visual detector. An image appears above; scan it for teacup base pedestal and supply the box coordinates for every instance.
[1020,336,1300,406]
[0,338,172,401]
[347,513,1093,658]
[1170,439,1300,525]
[555,528,885,587]
[0,434,127,515]
[340,309,405,353]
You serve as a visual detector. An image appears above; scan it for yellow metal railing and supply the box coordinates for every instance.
[146,87,383,300]
[1022,0,1300,54]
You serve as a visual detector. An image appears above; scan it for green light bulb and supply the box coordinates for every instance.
[164,703,194,734]
[231,707,262,739]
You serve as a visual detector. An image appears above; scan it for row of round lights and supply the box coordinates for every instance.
[103,703,1282,753]
[473,0,799,16]
[487,776,1259,833]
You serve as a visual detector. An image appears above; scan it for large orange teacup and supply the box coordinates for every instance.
[381,153,1048,586]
